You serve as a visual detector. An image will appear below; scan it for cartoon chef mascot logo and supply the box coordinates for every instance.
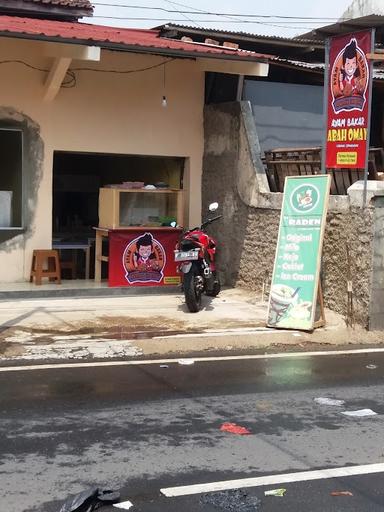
[331,37,369,114]
[123,232,166,284]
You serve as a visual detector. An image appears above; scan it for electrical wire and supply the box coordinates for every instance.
[71,57,175,73]
[62,69,77,88]
[0,8,321,29]
[90,2,344,21]
[86,16,319,30]
[0,60,77,87]
[87,14,334,24]
[0,5,340,28]
[162,0,202,28]
[158,0,241,24]
[0,60,48,73]
[0,58,176,90]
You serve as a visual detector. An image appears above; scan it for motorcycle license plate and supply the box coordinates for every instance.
[174,250,199,262]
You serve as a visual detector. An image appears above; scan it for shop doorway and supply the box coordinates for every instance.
[52,151,184,280]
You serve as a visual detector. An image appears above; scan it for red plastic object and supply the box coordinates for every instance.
[220,422,251,435]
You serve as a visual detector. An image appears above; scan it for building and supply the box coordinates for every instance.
[0,0,269,285]
[342,0,384,19]
[161,21,384,329]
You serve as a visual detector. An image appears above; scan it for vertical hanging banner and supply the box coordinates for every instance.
[267,175,331,331]
[326,30,373,169]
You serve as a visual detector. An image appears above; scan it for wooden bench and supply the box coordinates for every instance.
[264,146,383,195]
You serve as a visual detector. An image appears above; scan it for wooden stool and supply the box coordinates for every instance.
[30,250,61,285]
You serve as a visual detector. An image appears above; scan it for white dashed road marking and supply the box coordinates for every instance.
[161,463,384,497]
[1,347,384,372]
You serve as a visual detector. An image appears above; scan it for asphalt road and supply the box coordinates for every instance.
[2,350,384,511]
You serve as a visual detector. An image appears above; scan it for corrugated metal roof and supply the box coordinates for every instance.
[0,15,271,60]
[301,14,384,40]
[274,58,384,80]
[158,23,323,45]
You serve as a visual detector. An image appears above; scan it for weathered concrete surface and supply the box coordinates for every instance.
[202,102,375,327]
[369,195,384,329]
[323,208,374,327]
[2,288,384,364]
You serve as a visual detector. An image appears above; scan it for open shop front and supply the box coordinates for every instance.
[53,151,184,287]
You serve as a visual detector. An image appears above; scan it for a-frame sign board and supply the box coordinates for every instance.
[267,175,330,331]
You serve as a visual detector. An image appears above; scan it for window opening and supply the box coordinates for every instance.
[0,129,23,228]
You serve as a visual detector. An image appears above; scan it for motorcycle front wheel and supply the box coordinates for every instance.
[183,268,202,312]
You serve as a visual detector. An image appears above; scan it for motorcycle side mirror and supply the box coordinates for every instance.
[208,202,219,212]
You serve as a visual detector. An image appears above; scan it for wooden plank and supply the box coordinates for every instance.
[313,281,326,329]
[271,146,321,153]
[366,52,384,61]
[350,169,360,185]
[267,159,321,165]
[368,159,379,180]
[329,172,338,195]
[276,163,284,192]
[176,190,184,226]
[94,229,104,283]
[333,170,346,195]
[341,169,353,193]
[273,166,280,192]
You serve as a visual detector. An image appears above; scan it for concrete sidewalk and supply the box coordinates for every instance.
[0,288,383,362]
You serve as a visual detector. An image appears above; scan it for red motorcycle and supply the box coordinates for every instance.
[174,202,221,312]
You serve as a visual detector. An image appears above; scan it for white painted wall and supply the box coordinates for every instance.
[341,0,384,18]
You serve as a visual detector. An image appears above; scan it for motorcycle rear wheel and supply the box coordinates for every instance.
[184,268,202,312]
[206,272,221,297]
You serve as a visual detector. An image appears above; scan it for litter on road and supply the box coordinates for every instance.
[341,409,378,417]
[314,397,345,406]
[264,488,287,497]
[178,359,195,365]
[160,365,169,368]
[59,487,120,512]
[200,489,261,511]
[113,500,134,510]
[220,422,252,435]
[366,364,378,370]
[331,491,353,496]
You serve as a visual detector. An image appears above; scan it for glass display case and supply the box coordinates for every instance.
[98,188,183,229]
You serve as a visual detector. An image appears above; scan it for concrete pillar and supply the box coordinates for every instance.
[369,194,384,330]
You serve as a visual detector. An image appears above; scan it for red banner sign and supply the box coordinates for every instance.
[108,229,182,287]
[326,30,373,169]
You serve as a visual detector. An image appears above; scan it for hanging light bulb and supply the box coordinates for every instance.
[162,63,168,108]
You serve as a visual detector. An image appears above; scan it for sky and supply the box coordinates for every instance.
[84,0,353,37]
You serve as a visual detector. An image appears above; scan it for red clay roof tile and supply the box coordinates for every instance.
[0,15,271,61]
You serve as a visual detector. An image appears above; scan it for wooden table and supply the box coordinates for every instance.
[52,241,91,280]
[94,227,109,282]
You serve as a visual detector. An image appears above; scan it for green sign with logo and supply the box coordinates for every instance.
[267,175,331,330]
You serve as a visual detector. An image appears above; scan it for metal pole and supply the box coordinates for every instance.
[363,28,376,208]
[321,38,330,174]
[236,75,244,101]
